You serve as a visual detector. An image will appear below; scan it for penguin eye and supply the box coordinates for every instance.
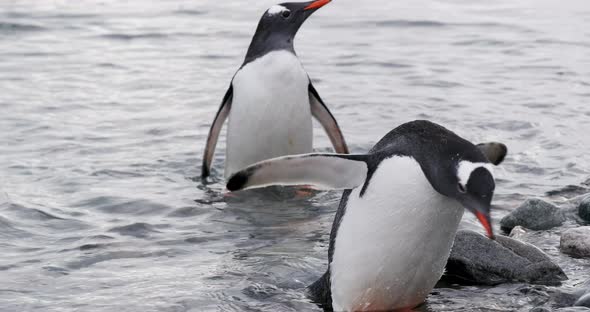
[282,10,291,19]
[458,183,467,194]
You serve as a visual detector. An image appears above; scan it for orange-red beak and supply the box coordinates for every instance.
[476,212,495,240]
[304,0,331,10]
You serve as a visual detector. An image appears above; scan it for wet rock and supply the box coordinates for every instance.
[575,293,590,307]
[500,198,565,232]
[560,227,590,258]
[579,196,590,223]
[443,230,567,286]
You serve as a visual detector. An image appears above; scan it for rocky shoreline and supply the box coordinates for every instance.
[441,182,590,310]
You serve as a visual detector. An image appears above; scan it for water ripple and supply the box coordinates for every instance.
[0,0,589,311]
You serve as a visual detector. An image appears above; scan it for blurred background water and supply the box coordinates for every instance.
[0,0,589,311]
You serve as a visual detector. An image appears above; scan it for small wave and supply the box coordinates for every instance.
[98,32,203,41]
[90,169,145,178]
[0,22,45,33]
[373,20,534,33]
[96,62,127,69]
[375,19,447,28]
[452,39,512,47]
[534,38,590,48]
[485,120,535,131]
[0,215,35,239]
[65,250,171,270]
[2,202,64,221]
[74,196,170,215]
[44,13,99,19]
[173,9,206,16]
[108,222,162,238]
[372,61,412,69]
[42,265,69,276]
[167,206,208,218]
[99,33,169,41]
[408,80,463,89]
[200,54,234,60]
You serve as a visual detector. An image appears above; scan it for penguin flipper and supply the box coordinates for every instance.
[476,142,507,166]
[201,85,233,178]
[309,83,349,154]
[226,153,368,192]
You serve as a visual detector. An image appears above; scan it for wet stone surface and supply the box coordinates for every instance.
[500,198,566,233]
[561,227,590,258]
[443,230,567,286]
[579,196,590,223]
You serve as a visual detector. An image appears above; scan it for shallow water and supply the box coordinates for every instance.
[1,0,589,311]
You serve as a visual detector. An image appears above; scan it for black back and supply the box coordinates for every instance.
[308,120,491,309]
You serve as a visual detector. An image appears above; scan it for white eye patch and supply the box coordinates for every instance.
[267,5,288,15]
[457,161,494,187]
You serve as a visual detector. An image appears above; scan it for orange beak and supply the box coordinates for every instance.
[476,212,495,240]
[304,0,331,10]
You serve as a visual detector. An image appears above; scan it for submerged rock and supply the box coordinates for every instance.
[568,279,590,308]
[500,198,565,232]
[575,293,590,307]
[579,196,590,223]
[443,230,567,286]
[560,227,590,258]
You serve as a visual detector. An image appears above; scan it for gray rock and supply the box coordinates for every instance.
[561,227,590,258]
[501,198,565,232]
[443,230,567,286]
[579,196,590,223]
[556,308,590,311]
[576,293,590,307]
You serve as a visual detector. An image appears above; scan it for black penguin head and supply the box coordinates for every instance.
[454,163,496,239]
[244,0,331,63]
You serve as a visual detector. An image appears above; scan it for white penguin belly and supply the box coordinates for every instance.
[330,156,464,312]
[225,51,313,178]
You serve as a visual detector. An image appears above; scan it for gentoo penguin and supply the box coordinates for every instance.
[226,120,507,312]
[201,0,348,179]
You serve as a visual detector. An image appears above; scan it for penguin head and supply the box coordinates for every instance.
[261,1,330,37]
[245,0,331,61]
[453,161,496,239]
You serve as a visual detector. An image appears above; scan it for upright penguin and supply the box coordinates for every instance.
[202,0,348,179]
[226,120,507,312]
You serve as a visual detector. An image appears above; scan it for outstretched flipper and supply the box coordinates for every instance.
[201,85,233,178]
[309,83,349,154]
[477,142,508,166]
[226,153,368,192]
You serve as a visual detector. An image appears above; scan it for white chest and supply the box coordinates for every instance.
[330,156,464,311]
[225,51,313,178]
